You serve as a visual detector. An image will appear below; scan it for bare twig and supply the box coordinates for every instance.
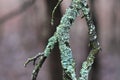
[51,0,63,25]
[24,52,44,67]
[31,55,46,80]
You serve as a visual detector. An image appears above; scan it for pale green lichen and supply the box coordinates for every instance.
[25,0,100,80]
[78,0,100,80]
[44,35,57,56]
[55,0,84,79]
[25,0,82,79]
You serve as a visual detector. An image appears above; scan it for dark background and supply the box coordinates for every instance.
[0,0,120,80]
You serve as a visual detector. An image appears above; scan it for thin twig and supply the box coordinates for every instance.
[51,0,63,25]
[24,52,44,67]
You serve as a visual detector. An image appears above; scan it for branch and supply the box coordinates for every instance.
[25,35,57,80]
[25,0,101,80]
[78,0,100,80]
[25,0,83,79]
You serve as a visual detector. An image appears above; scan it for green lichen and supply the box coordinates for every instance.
[78,0,100,80]
[44,35,58,56]
[25,0,100,80]
[55,0,83,79]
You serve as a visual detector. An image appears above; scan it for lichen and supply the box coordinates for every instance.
[24,0,100,80]
[78,0,100,80]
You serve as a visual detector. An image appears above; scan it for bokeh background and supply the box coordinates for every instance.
[0,0,120,80]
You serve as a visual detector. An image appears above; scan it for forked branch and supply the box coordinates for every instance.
[25,0,100,80]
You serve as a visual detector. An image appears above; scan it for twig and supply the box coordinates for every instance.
[31,55,46,80]
[24,52,44,67]
[25,35,57,80]
[51,0,63,25]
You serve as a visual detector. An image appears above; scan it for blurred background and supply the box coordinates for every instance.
[0,0,120,80]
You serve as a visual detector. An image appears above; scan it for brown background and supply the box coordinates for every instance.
[0,0,120,80]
